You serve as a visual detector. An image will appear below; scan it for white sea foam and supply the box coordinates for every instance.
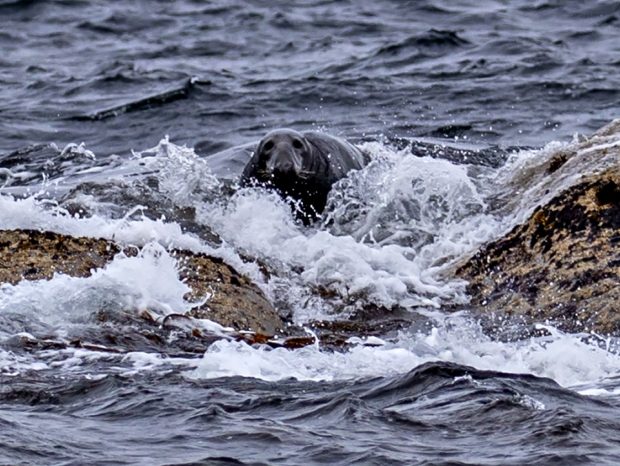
[0,242,192,338]
[201,187,464,319]
[199,142,506,319]
[132,136,222,207]
[5,312,617,390]
[2,134,620,393]
[189,316,620,388]
[0,194,206,250]
[485,125,620,228]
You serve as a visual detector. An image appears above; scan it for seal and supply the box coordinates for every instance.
[240,129,368,221]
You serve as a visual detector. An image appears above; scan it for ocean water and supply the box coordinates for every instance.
[1,1,620,464]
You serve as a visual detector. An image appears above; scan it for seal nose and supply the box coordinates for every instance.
[267,149,298,175]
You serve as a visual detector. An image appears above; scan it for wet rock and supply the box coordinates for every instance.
[0,229,119,283]
[457,121,620,335]
[0,229,284,335]
[0,229,396,351]
[177,252,283,335]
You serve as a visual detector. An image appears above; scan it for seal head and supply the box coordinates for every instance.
[241,129,367,222]
[245,129,311,181]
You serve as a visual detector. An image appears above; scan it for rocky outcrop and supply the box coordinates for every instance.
[4,120,620,349]
[457,121,620,336]
[0,229,284,335]
[0,229,409,351]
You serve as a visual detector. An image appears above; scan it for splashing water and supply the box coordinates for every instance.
[2,129,620,392]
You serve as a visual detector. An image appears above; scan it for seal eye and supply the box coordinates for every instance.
[292,139,303,149]
[263,140,274,151]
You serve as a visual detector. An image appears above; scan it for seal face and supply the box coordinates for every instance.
[241,129,367,222]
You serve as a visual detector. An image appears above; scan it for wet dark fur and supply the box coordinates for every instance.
[241,129,368,222]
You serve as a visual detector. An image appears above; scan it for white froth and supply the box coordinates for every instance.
[486,127,620,227]
[0,242,191,337]
[133,136,222,207]
[2,134,620,394]
[189,317,620,388]
[0,194,206,251]
[199,143,504,317]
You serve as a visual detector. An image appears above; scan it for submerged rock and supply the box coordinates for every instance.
[458,120,620,335]
[0,229,284,335]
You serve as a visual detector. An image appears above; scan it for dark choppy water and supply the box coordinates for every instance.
[1,0,619,156]
[3,362,620,465]
[1,1,620,464]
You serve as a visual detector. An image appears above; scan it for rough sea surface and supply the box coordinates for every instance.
[1,1,620,464]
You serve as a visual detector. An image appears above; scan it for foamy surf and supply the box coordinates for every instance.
[188,319,620,388]
[1,130,619,394]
